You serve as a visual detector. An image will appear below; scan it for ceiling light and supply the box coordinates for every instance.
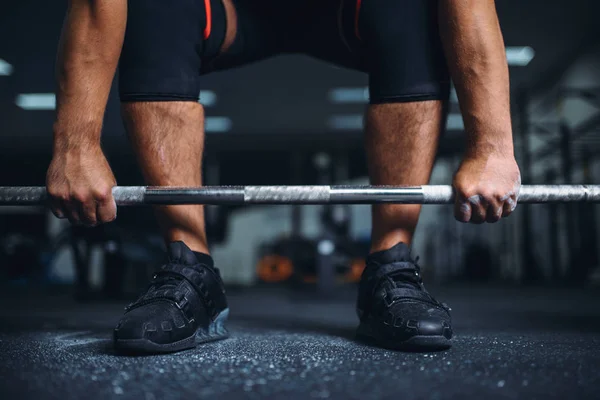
[15,93,56,110]
[0,59,13,76]
[328,87,369,104]
[199,90,217,107]
[328,114,364,130]
[205,116,232,133]
[506,46,535,66]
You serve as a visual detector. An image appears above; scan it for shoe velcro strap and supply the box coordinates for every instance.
[370,262,417,284]
[385,288,438,306]
[158,263,226,318]
[138,286,185,303]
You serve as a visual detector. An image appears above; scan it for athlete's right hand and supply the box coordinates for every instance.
[46,146,117,226]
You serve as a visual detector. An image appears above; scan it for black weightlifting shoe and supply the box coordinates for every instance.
[356,242,452,351]
[113,241,229,354]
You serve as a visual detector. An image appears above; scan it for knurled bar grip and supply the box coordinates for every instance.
[0,185,599,205]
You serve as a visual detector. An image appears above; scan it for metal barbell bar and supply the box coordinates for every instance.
[0,185,599,206]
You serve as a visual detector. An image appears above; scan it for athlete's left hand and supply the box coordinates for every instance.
[452,148,521,224]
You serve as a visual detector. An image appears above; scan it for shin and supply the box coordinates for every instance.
[121,101,210,254]
[366,101,446,252]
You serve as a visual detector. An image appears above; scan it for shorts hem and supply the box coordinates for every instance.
[120,93,199,102]
[369,93,447,104]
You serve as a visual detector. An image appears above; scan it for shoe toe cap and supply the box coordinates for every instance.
[386,304,453,339]
[417,318,444,336]
[114,312,149,341]
[114,304,182,341]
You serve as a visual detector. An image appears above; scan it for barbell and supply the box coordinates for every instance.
[0,185,599,206]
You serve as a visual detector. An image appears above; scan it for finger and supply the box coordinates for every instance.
[79,198,98,227]
[483,191,503,223]
[52,209,66,219]
[94,185,116,224]
[49,197,66,219]
[468,195,486,224]
[502,196,518,218]
[454,197,472,223]
[47,188,66,219]
[96,197,117,224]
[64,200,82,225]
[486,203,503,223]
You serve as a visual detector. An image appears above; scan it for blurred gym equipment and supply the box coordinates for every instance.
[255,153,368,291]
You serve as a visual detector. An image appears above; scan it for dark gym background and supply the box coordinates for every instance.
[1,1,599,399]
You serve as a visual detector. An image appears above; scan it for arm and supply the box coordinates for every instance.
[439,0,512,155]
[47,0,127,226]
[53,0,126,150]
[438,0,521,223]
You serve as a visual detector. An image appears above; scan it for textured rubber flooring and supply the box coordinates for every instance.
[1,285,599,400]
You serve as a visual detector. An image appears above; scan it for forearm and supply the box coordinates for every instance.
[53,0,126,152]
[439,0,513,155]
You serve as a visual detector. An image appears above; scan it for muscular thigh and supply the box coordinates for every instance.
[302,0,451,104]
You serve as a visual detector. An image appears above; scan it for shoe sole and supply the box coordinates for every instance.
[114,308,230,354]
[356,322,452,352]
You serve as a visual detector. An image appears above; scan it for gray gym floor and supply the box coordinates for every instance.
[1,285,599,400]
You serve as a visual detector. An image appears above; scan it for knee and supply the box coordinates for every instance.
[366,101,444,127]
[121,101,204,125]
[120,102,205,145]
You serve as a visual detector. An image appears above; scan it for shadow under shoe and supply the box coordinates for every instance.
[114,241,229,354]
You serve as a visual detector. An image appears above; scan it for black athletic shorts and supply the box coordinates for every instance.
[119,0,450,104]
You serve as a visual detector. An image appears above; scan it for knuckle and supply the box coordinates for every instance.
[47,187,66,200]
[497,194,510,203]
[462,187,478,199]
[456,184,472,195]
[94,184,113,200]
[452,178,466,191]
[468,196,484,207]
[46,186,59,196]
[480,189,495,200]
[71,190,90,203]
[94,190,110,202]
